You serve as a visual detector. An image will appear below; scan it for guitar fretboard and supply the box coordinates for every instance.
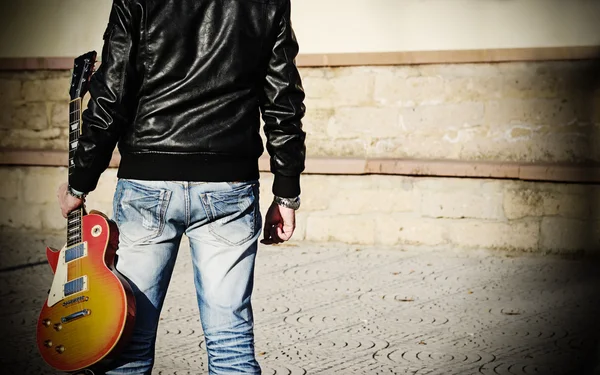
[67,98,82,247]
[68,99,81,176]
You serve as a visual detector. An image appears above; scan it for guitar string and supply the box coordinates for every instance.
[68,98,84,316]
[76,98,86,314]
[75,98,87,308]
[70,98,79,318]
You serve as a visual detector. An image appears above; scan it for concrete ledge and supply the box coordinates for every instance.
[2,149,599,183]
[365,159,521,179]
[297,46,600,67]
[1,46,599,70]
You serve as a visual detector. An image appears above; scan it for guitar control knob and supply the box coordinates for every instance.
[44,340,52,348]
[53,323,63,331]
[56,345,65,354]
[42,319,51,327]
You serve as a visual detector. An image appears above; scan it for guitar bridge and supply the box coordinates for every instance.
[61,309,91,323]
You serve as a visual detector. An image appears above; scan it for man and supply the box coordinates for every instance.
[57,0,306,374]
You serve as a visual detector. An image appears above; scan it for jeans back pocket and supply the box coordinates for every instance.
[204,183,258,246]
[115,180,172,244]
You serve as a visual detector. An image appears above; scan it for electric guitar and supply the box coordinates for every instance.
[36,51,136,374]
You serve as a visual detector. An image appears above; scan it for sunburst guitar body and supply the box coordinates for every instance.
[37,213,135,373]
[36,52,135,373]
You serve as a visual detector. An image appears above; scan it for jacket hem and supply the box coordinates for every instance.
[117,152,260,182]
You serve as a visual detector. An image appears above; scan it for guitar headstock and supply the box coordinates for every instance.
[69,51,97,100]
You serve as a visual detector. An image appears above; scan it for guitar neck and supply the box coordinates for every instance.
[67,98,83,247]
[68,98,81,178]
[67,208,83,247]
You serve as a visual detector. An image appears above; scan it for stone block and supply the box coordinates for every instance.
[329,68,375,107]
[22,77,71,102]
[289,211,308,242]
[367,135,484,160]
[299,68,327,79]
[297,175,337,211]
[13,102,49,130]
[375,215,447,246]
[503,188,551,220]
[329,188,417,215]
[416,177,503,193]
[22,167,67,204]
[434,63,501,78]
[500,62,571,99]
[503,187,590,220]
[374,71,445,106]
[0,79,22,104]
[328,107,400,139]
[86,200,114,220]
[306,214,375,244]
[444,75,503,101]
[91,170,119,203]
[40,203,67,232]
[305,137,367,158]
[302,108,333,139]
[302,68,375,107]
[0,200,43,229]
[0,106,10,130]
[421,190,504,220]
[485,98,580,128]
[50,102,70,129]
[302,77,332,109]
[0,168,21,199]
[400,102,485,132]
[338,175,414,190]
[0,129,66,150]
[447,219,540,250]
[540,217,599,253]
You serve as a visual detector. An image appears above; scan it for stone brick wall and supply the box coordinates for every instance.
[1,61,599,162]
[302,61,600,162]
[0,71,75,150]
[1,167,598,254]
[1,60,599,253]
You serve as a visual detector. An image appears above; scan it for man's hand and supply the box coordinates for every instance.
[57,182,84,218]
[261,201,296,245]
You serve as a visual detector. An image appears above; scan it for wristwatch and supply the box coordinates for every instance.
[274,195,301,210]
[67,186,87,200]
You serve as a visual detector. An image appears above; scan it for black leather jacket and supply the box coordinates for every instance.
[70,0,306,198]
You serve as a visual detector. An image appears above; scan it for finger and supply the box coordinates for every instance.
[269,226,283,244]
[276,226,292,241]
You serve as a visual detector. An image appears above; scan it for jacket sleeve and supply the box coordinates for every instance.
[69,0,138,193]
[260,0,307,198]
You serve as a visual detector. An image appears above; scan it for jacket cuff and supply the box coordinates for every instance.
[272,174,300,198]
[68,170,99,194]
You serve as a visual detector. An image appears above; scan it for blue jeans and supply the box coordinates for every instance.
[104,179,262,375]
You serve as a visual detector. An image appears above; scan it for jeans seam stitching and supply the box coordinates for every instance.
[157,190,172,237]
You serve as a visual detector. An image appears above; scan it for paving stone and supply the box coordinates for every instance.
[0,232,599,374]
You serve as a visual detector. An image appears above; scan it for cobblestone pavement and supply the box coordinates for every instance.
[1,231,599,375]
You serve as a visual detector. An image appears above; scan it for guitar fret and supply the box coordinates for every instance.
[67,206,82,246]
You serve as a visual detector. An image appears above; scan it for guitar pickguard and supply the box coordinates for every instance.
[47,243,89,307]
